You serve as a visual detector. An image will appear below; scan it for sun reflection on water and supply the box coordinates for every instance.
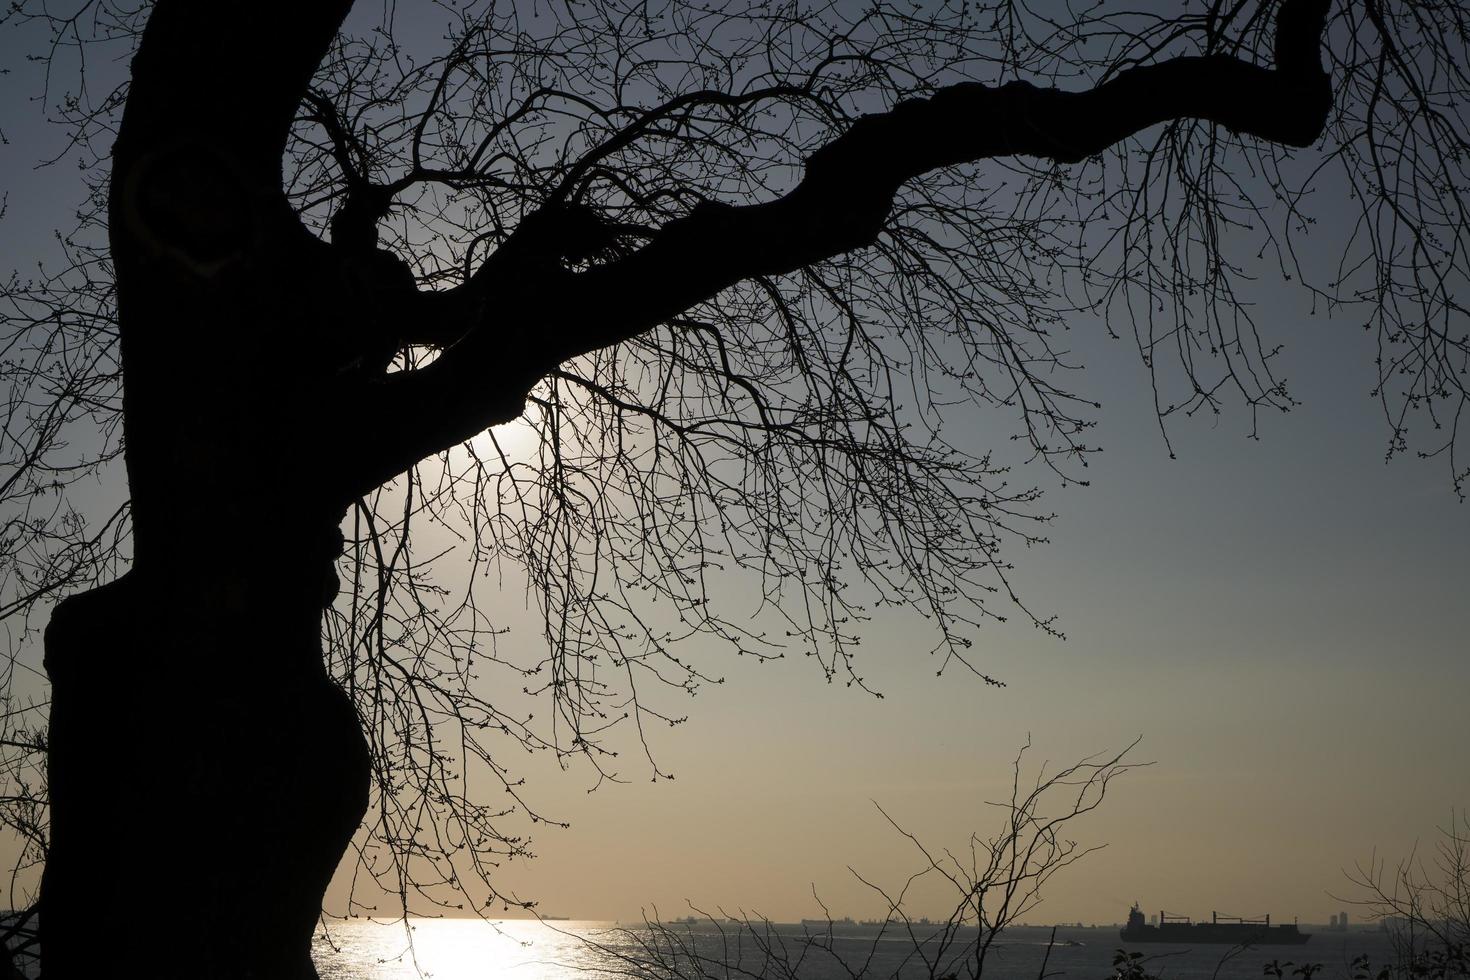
[314,919,615,980]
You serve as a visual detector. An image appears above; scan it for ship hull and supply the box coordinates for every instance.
[1120,926,1311,946]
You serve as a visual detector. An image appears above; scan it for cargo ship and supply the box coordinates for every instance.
[1120,903,1311,945]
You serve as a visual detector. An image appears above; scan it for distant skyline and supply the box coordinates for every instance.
[3,2,1467,932]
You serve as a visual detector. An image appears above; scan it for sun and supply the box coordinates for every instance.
[463,416,541,467]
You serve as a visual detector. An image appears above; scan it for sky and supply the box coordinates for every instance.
[413,294,1467,927]
[1,1,1467,930]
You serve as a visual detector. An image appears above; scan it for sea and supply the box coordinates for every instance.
[307,919,1403,980]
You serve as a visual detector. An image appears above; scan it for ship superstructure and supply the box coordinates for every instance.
[1119,903,1310,945]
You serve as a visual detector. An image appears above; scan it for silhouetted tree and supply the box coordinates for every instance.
[1341,813,1470,979]
[590,741,1140,980]
[1,0,1467,975]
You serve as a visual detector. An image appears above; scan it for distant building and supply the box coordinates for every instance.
[1340,911,1348,930]
[1330,914,1339,929]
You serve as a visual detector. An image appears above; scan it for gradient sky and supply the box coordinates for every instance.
[402,300,1467,927]
[2,3,1466,929]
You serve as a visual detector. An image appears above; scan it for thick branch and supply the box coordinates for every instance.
[117,2,355,176]
[354,0,1331,491]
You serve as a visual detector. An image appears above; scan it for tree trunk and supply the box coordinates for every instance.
[40,560,369,978]
[35,131,379,974]
[32,5,385,969]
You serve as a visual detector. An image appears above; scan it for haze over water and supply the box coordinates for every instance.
[311,919,1402,980]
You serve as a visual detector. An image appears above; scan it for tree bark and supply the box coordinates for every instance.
[36,4,370,974]
[41,570,369,979]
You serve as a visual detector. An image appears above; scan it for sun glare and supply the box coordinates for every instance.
[464,416,540,467]
[315,919,610,980]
